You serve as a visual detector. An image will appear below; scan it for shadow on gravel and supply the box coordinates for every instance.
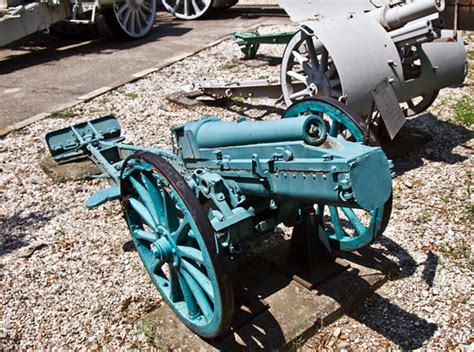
[218,235,436,350]
[0,211,53,256]
[422,251,439,288]
[349,292,437,350]
[338,236,418,280]
[207,100,286,120]
[336,236,438,349]
[384,113,473,177]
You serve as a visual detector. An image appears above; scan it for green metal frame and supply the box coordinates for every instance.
[231,30,296,59]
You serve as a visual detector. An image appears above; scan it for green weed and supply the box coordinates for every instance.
[50,109,77,119]
[416,212,431,224]
[137,317,170,351]
[219,61,240,71]
[453,95,474,126]
[441,238,473,271]
[124,92,138,99]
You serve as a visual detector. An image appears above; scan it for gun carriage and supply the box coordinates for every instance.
[180,0,467,139]
[162,0,237,20]
[0,0,237,46]
[46,98,394,338]
[0,0,157,45]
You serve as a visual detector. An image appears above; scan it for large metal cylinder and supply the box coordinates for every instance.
[194,115,326,148]
[300,13,465,117]
[370,0,445,30]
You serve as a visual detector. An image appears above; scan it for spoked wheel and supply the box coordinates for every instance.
[162,0,213,20]
[284,98,392,251]
[402,90,439,117]
[102,0,156,39]
[121,152,234,338]
[281,29,343,107]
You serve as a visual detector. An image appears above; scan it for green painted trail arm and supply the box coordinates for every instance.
[231,31,296,59]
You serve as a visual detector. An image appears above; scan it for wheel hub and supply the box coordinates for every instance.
[307,71,330,96]
[131,0,144,8]
[151,236,174,262]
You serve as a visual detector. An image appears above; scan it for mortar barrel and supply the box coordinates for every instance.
[195,115,326,149]
[370,0,445,30]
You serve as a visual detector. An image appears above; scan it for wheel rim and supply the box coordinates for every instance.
[162,0,212,20]
[281,30,343,107]
[402,90,439,117]
[121,152,233,338]
[112,0,156,38]
[284,98,392,251]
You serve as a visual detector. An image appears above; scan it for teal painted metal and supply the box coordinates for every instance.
[190,114,327,148]
[283,98,393,250]
[231,31,296,59]
[121,153,233,338]
[45,97,394,338]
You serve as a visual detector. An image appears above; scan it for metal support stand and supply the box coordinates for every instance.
[285,207,349,289]
[217,260,269,338]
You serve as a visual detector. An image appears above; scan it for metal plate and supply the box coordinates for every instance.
[370,78,406,139]
[305,13,404,117]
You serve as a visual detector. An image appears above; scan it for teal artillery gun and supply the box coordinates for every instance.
[45,98,393,338]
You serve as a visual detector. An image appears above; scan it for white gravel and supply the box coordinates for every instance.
[1,25,472,350]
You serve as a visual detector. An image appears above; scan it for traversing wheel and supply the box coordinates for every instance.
[399,46,439,117]
[120,152,234,338]
[162,0,212,20]
[103,0,156,39]
[283,98,392,251]
[281,29,343,107]
[402,90,439,117]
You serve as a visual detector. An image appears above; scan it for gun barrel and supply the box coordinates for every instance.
[370,0,445,30]
[192,115,327,148]
[175,115,392,211]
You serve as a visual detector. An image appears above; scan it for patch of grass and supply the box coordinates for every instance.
[49,109,78,119]
[441,238,473,271]
[291,335,306,350]
[453,95,474,126]
[137,317,170,351]
[467,48,474,80]
[416,211,431,224]
[98,96,111,105]
[124,92,138,99]
[467,173,473,219]
[467,173,472,198]
[219,61,240,71]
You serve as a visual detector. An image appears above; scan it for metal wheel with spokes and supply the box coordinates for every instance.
[402,90,439,117]
[281,29,343,107]
[162,0,213,20]
[120,152,234,338]
[284,98,392,251]
[102,0,156,39]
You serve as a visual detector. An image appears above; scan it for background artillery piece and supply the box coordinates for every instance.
[0,0,157,45]
[162,0,238,20]
[45,97,394,338]
[0,0,238,46]
[178,0,467,140]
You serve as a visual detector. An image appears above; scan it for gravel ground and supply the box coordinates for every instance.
[1,25,472,350]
